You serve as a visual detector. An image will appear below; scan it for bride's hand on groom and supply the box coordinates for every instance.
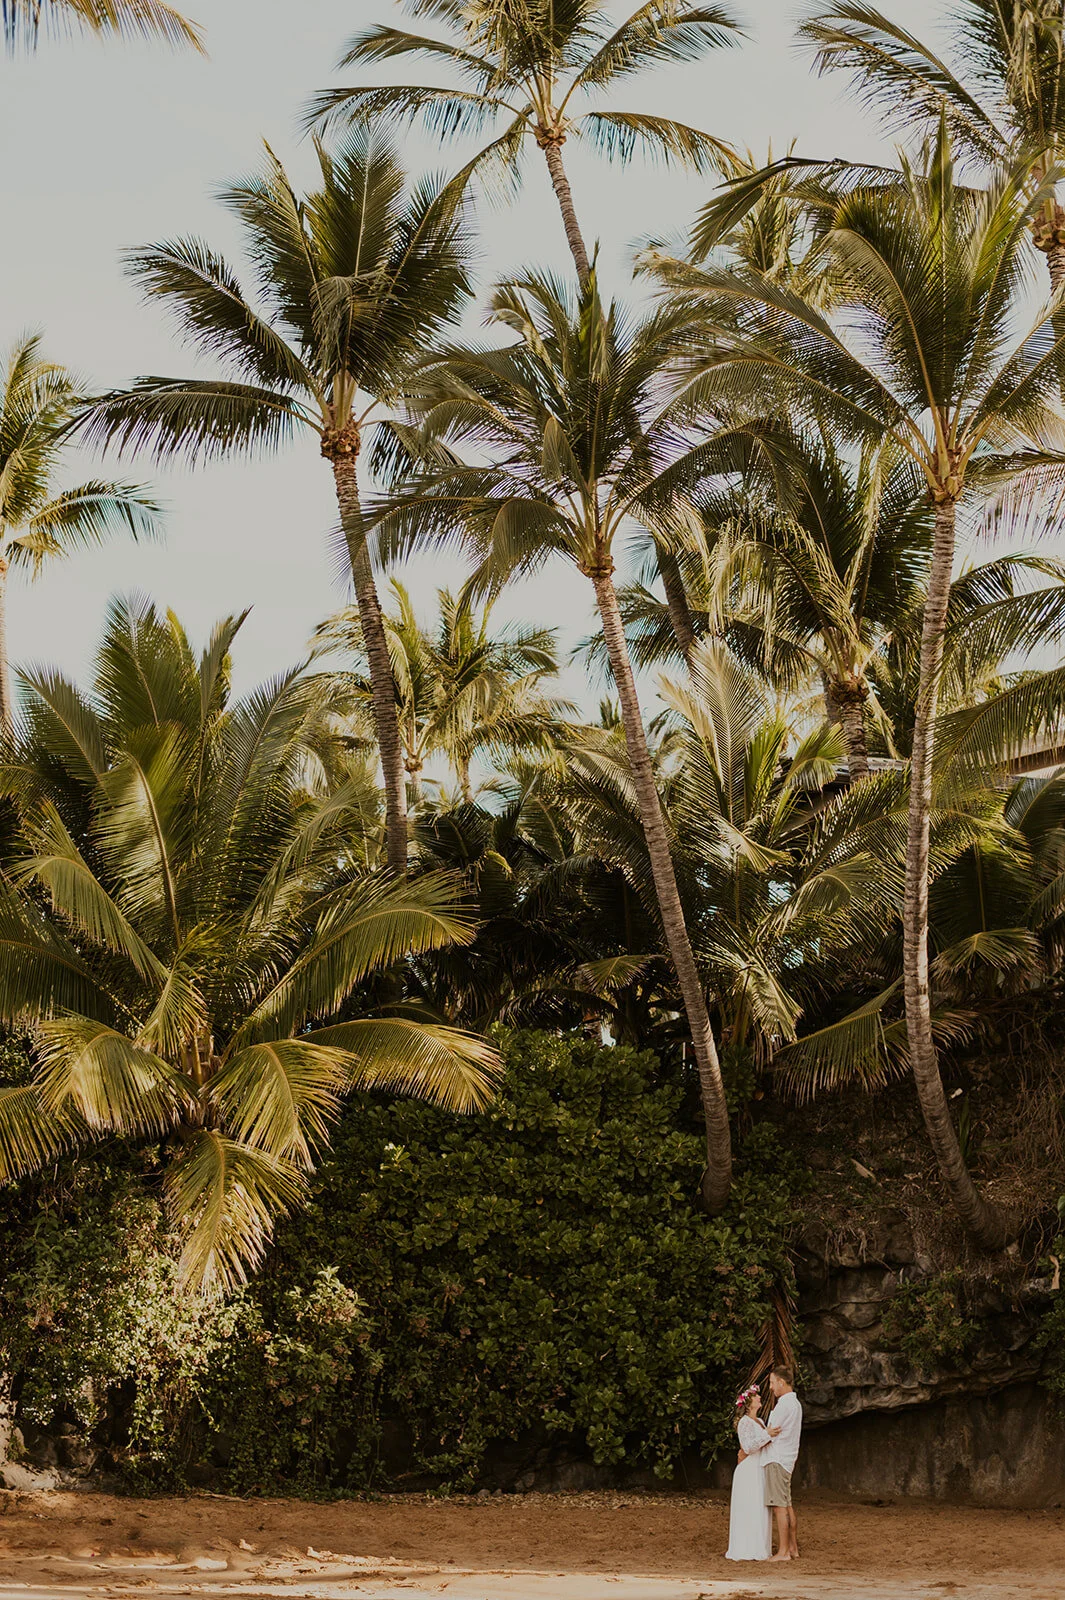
[767,1425,782,1436]
[737,1449,748,1463]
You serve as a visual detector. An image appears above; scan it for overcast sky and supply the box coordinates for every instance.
[2,0,947,702]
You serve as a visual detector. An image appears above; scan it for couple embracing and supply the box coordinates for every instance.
[725,1365,802,1562]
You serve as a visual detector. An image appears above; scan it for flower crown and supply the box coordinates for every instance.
[734,1383,761,1411]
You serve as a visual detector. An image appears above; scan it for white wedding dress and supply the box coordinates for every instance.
[725,1416,772,1560]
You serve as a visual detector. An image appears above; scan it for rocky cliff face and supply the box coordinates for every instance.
[792,1208,1062,1506]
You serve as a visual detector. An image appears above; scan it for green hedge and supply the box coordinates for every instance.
[0,1030,796,1492]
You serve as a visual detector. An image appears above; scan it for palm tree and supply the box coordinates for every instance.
[306,0,742,286]
[799,1,1065,287]
[75,130,473,875]
[0,334,159,734]
[2,0,202,52]
[691,429,933,781]
[865,552,1065,758]
[566,639,892,1061]
[371,269,735,1210]
[319,581,573,802]
[776,668,1065,1100]
[647,133,1065,1245]
[0,597,497,1294]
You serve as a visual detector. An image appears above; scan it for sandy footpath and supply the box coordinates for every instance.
[0,1488,1062,1600]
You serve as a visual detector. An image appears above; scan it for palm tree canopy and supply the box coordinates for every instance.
[0,334,159,574]
[319,581,574,793]
[305,0,742,188]
[75,129,474,466]
[371,267,730,586]
[0,597,498,1293]
[799,1,1065,171]
[647,130,1065,494]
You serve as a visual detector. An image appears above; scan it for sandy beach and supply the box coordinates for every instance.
[0,1488,1062,1600]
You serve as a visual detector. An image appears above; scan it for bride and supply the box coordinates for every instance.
[725,1384,774,1560]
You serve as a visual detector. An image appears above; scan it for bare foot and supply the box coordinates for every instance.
[768,1552,793,1562]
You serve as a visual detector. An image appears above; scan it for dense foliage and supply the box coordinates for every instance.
[0,1031,794,1491]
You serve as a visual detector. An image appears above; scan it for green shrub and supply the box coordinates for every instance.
[881,1272,978,1371]
[0,1030,796,1491]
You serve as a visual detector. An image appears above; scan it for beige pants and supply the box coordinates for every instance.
[764,1463,792,1507]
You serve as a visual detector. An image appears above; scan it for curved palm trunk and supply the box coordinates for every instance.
[326,432,408,875]
[903,495,1008,1247]
[590,560,732,1212]
[824,674,870,781]
[0,556,12,738]
[658,547,697,664]
[536,131,592,285]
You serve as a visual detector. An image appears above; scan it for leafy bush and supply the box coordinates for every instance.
[881,1272,979,1371]
[0,1030,795,1490]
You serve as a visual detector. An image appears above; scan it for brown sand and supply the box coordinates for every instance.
[0,1488,1062,1600]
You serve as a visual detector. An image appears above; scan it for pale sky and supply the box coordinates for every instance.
[1,0,947,703]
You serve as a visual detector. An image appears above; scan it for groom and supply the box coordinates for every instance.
[764,1365,802,1561]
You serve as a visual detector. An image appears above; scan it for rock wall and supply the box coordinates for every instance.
[790,1208,1062,1506]
[798,1381,1065,1506]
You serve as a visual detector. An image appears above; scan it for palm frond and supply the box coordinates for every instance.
[0,1083,84,1181]
[799,3,1008,166]
[75,379,309,466]
[165,1130,305,1295]
[34,1016,190,1134]
[211,1040,349,1167]
[305,1016,501,1113]
[2,0,204,54]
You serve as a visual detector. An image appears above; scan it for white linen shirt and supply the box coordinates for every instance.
[763,1390,802,1474]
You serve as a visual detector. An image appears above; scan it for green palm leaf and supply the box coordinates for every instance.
[18,801,167,983]
[166,1130,306,1294]
[210,1040,350,1166]
[34,1017,190,1134]
[232,871,478,1046]
[306,1017,500,1113]
[0,1084,85,1181]
[577,111,736,172]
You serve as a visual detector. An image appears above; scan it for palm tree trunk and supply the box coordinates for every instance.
[658,547,697,664]
[1033,204,1065,291]
[590,559,732,1211]
[0,555,12,738]
[536,130,592,285]
[325,429,408,875]
[903,494,1008,1248]
[825,674,870,781]
[0,1369,14,1473]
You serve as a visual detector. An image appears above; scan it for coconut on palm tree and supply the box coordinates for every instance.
[647,131,1065,1245]
[0,334,159,734]
[369,268,738,1210]
[306,0,741,285]
[2,0,201,51]
[0,597,497,1294]
[75,129,474,874]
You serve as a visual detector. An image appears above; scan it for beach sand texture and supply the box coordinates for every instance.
[0,1488,1062,1600]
